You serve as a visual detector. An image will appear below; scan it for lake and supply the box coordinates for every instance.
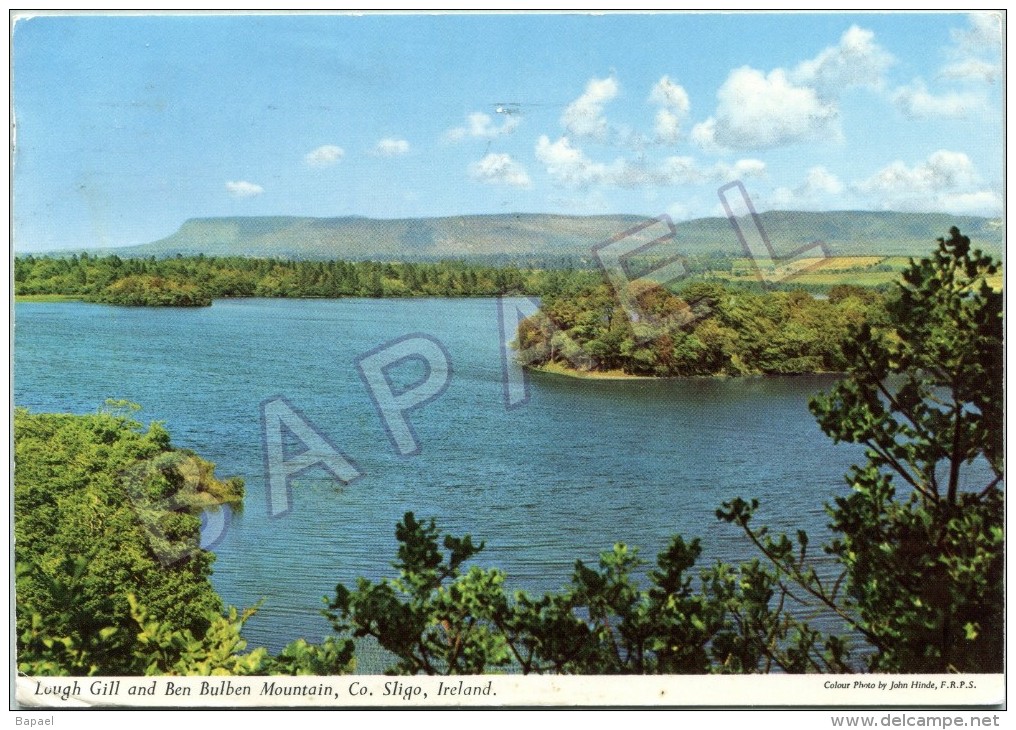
[15,297,868,654]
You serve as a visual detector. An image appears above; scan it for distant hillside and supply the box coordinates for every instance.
[89,211,1003,262]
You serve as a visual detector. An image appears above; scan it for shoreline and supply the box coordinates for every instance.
[525,361,845,381]
[525,361,694,381]
[13,292,536,306]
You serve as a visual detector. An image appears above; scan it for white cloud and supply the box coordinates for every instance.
[892,80,986,119]
[854,150,999,215]
[891,16,1000,122]
[657,156,698,185]
[718,158,767,182]
[535,135,610,187]
[940,13,1003,86]
[649,75,690,144]
[374,138,410,157]
[800,166,844,196]
[659,156,765,186]
[859,150,978,194]
[649,75,690,112]
[225,180,264,198]
[468,153,531,188]
[664,200,695,222]
[654,110,682,144]
[707,66,839,150]
[611,161,666,188]
[561,76,618,140]
[694,26,891,152]
[770,166,845,209]
[535,134,764,190]
[304,145,345,167]
[951,12,1003,53]
[689,117,726,153]
[792,25,894,98]
[936,190,1004,215]
[446,112,519,141]
[939,59,999,84]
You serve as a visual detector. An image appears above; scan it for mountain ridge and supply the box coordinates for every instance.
[41,211,1004,262]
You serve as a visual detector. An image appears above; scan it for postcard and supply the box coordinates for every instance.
[11,10,1005,714]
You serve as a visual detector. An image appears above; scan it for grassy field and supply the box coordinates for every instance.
[711,256,1002,290]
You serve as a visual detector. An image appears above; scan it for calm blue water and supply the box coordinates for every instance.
[15,298,868,653]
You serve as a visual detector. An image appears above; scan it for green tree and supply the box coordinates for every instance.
[322,511,841,675]
[721,227,1003,672]
[325,513,513,675]
[15,404,355,677]
[14,405,245,674]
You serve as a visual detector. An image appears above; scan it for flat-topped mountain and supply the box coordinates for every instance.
[79,211,1004,262]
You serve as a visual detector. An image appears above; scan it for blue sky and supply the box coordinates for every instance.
[12,12,1004,252]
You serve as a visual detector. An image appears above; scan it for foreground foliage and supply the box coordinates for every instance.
[325,511,848,674]
[810,227,1003,671]
[15,403,234,673]
[14,404,353,676]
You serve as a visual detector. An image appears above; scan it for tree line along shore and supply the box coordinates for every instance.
[15,252,897,379]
